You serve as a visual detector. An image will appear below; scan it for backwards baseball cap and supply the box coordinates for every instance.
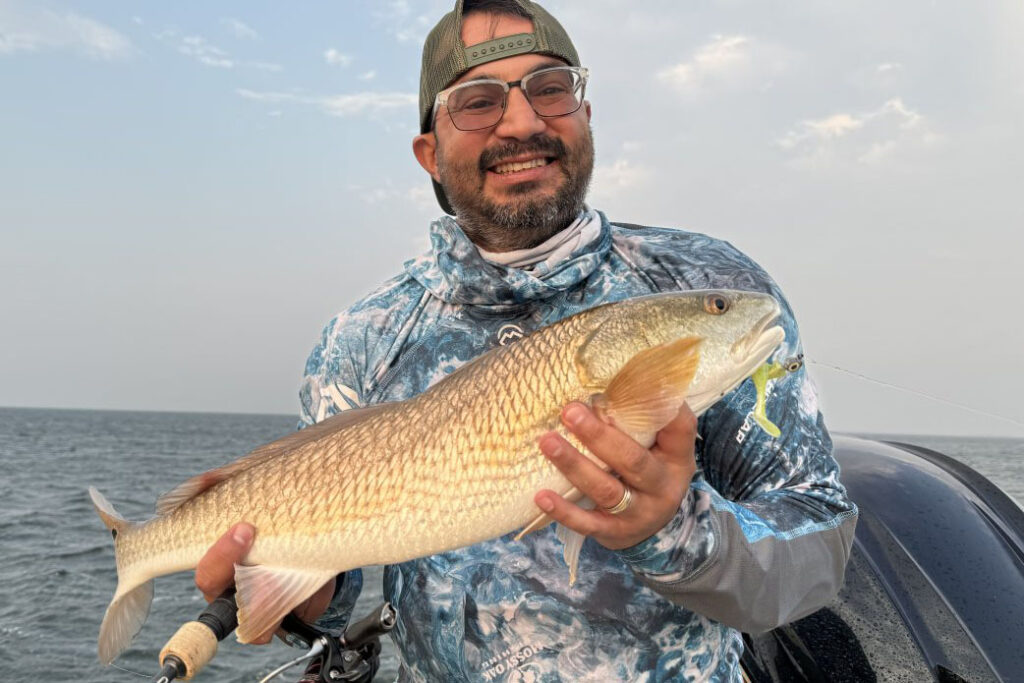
[419,0,581,215]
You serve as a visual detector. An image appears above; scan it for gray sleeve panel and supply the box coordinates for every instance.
[636,503,858,634]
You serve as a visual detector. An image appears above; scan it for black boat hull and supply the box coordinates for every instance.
[741,435,1024,683]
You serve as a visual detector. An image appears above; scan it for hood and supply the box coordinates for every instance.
[404,212,612,309]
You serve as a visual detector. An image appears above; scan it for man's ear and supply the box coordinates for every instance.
[584,100,592,122]
[412,132,440,182]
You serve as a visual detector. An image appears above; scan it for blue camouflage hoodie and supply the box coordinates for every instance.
[298,211,857,682]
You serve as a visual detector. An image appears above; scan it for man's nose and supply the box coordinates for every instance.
[493,86,546,140]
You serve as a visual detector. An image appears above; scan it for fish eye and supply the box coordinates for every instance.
[787,360,803,372]
[704,294,730,315]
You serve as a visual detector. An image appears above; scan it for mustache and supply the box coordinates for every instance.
[478,135,568,172]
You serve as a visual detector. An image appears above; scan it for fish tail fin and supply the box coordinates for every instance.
[89,486,130,537]
[89,487,154,665]
[98,580,154,665]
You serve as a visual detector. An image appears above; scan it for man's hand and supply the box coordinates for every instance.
[195,522,336,644]
[535,402,698,550]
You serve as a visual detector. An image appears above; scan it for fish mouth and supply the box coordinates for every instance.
[687,306,785,415]
[731,308,784,364]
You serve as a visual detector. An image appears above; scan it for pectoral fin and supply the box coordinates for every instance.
[598,336,702,443]
[233,564,337,644]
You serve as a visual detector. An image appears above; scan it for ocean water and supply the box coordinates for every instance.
[1,407,1021,682]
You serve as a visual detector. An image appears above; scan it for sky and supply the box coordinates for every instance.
[2,0,1022,437]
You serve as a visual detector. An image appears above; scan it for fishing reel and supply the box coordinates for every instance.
[269,603,396,683]
[152,590,396,683]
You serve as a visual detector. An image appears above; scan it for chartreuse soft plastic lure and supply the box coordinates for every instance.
[751,361,789,437]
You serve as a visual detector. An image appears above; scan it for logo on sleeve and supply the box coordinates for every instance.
[497,324,526,346]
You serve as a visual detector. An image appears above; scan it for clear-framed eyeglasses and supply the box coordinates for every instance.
[433,66,589,132]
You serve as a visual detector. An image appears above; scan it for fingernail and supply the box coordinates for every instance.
[232,524,253,545]
[538,497,555,512]
[539,434,562,458]
[564,404,587,426]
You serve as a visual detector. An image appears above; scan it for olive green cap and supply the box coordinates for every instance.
[419,0,581,215]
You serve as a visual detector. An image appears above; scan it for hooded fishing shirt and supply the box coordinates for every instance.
[299,211,858,683]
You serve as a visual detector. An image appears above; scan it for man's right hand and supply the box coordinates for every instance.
[195,522,336,644]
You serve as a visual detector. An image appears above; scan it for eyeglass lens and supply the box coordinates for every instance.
[446,69,585,131]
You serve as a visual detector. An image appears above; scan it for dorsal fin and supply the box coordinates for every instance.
[155,402,395,515]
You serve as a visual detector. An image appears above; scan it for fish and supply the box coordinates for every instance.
[90,289,785,665]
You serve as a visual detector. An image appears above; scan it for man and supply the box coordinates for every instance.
[196,1,857,680]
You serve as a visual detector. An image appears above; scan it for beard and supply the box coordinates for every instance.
[436,126,594,252]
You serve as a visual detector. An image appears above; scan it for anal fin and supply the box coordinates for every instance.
[233,564,337,644]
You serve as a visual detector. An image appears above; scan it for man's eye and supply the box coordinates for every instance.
[462,97,499,110]
[536,85,570,96]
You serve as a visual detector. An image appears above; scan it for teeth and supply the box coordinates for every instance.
[493,158,548,174]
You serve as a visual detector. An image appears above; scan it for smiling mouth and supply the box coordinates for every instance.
[488,156,556,175]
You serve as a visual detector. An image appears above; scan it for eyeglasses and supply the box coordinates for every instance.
[434,66,589,132]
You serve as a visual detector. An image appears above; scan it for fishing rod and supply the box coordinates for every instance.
[152,589,396,683]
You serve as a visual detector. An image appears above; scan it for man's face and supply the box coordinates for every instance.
[415,12,594,252]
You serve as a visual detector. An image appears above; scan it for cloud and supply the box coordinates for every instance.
[321,92,417,116]
[374,0,436,44]
[0,5,133,59]
[406,184,436,213]
[222,18,259,41]
[341,181,437,217]
[850,61,906,91]
[358,70,377,81]
[589,158,652,200]
[778,98,938,167]
[156,30,280,71]
[324,48,352,67]
[236,88,417,117]
[658,34,793,96]
[178,34,233,68]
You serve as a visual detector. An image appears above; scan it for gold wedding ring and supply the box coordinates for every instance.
[603,485,633,515]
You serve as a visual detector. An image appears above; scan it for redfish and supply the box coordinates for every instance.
[91,290,784,665]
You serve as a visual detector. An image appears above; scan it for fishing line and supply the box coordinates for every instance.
[807,358,1024,431]
[257,640,325,683]
[110,662,150,678]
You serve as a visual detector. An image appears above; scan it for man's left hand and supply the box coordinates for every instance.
[535,402,698,550]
